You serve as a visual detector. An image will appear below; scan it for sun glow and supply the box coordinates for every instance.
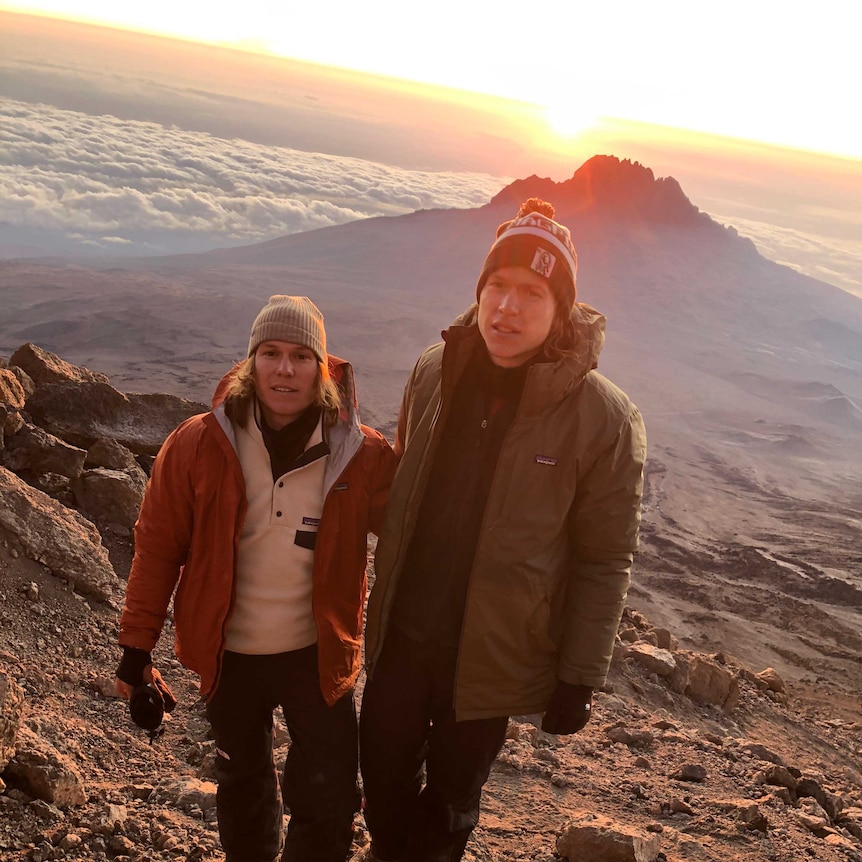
[1,0,859,160]
[542,101,601,140]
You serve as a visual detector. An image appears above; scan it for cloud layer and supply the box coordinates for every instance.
[1,98,509,255]
[2,95,859,300]
[711,211,862,299]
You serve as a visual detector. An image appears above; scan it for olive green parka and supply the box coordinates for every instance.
[365,303,647,721]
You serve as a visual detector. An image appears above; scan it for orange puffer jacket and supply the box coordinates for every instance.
[119,356,397,704]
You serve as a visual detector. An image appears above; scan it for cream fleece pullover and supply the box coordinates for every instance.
[225,412,327,654]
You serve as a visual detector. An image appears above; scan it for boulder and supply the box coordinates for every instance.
[604,725,655,747]
[797,778,844,822]
[626,643,676,677]
[23,472,75,506]
[71,466,147,528]
[755,667,786,693]
[754,764,797,789]
[667,651,691,694]
[25,381,206,455]
[738,741,786,765]
[712,798,769,833]
[0,368,27,410]
[8,365,35,399]
[97,802,128,835]
[3,725,87,808]
[150,776,218,814]
[0,466,119,600]
[652,628,678,651]
[796,797,832,835]
[556,811,661,861]
[85,438,139,471]
[672,763,708,782]
[685,654,740,710]
[9,343,109,387]
[0,401,25,449]
[2,422,88,478]
[837,807,862,840]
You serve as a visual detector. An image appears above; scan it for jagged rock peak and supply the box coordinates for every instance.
[489,154,707,226]
[575,153,656,182]
[569,154,690,208]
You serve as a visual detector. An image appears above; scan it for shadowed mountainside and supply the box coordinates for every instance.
[1,345,861,861]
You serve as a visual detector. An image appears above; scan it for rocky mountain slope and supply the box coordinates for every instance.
[1,346,861,862]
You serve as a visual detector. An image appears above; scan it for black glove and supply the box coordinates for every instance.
[130,682,166,732]
[116,647,152,687]
[118,647,177,735]
[129,668,178,736]
[541,682,593,735]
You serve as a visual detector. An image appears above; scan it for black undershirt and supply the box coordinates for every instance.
[257,403,323,481]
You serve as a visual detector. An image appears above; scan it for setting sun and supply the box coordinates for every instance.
[542,100,601,140]
[1,0,858,159]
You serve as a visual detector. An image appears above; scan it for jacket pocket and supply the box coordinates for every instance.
[525,588,559,657]
[294,530,317,551]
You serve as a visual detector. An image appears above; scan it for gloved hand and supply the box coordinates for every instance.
[115,646,153,696]
[115,648,177,733]
[541,682,593,735]
[129,669,178,732]
[145,667,178,714]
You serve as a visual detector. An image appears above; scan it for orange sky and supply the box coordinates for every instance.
[1,0,859,161]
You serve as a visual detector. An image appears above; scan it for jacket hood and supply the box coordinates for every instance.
[449,301,607,383]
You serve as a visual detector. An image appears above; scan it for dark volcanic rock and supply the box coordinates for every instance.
[71,466,147,528]
[25,381,206,455]
[84,438,140,471]
[2,423,87,478]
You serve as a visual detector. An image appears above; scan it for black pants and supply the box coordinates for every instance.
[206,646,360,862]
[359,629,508,862]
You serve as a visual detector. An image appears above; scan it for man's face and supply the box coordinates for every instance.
[253,341,318,429]
[478,266,556,367]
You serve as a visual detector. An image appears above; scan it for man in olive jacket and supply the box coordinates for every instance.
[357,198,647,862]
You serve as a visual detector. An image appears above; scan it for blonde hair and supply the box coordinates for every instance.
[224,354,342,428]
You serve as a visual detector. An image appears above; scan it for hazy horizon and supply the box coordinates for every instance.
[1,11,860,299]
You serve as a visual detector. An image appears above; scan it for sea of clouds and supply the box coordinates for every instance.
[3,96,860,301]
[1,98,509,257]
[717,212,862,297]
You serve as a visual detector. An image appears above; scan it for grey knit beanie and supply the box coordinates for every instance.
[247,295,327,361]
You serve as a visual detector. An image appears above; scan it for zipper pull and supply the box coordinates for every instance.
[480,419,488,429]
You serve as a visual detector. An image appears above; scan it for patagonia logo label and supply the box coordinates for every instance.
[535,455,558,466]
[334,482,349,491]
[302,516,321,527]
